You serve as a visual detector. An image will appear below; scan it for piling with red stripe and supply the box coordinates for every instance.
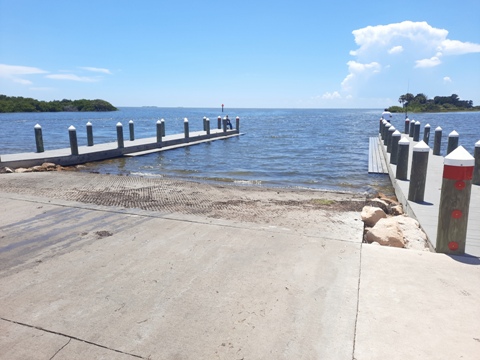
[436,146,475,254]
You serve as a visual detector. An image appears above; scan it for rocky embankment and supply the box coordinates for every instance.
[361,194,430,251]
[0,162,84,173]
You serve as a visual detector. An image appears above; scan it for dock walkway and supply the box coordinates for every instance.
[379,135,480,257]
[0,128,240,169]
[368,137,388,174]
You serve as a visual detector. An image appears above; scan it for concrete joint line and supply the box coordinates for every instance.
[351,242,363,360]
[0,317,147,359]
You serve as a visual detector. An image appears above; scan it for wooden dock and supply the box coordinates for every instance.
[379,136,480,258]
[368,137,388,174]
[0,128,241,169]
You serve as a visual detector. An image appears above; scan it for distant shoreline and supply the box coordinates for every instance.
[0,95,117,113]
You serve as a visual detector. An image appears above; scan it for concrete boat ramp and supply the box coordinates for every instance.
[0,172,479,359]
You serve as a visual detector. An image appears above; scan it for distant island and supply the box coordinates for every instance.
[388,93,480,113]
[0,95,118,113]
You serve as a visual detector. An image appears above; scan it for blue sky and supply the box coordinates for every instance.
[1,0,479,108]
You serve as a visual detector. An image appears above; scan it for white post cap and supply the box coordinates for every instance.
[388,126,396,132]
[161,118,165,123]
[68,125,76,131]
[156,119,161,124]
[392,130,401,136]
[415,121,421,125]
[399,137,410,145]
[34,123,42,129]
[206,118,210,121]
[129,120,134,124]
[444,146,474,166]
[413,140,430,152]
[184,118,188,122]
[476,140,480,148]
[203,116,207,119]
[449,130,459,137]
[425,123,430,128]
[86,121,92,126]
[116,122,122,127]
[435,126,442,131]
[405,117,410,121]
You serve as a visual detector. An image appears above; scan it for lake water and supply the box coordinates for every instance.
[1,108,479,194]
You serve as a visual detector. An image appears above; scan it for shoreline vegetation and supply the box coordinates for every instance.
[387,93,480,113]
[0,95,117,113]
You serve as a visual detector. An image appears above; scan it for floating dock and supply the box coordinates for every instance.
[376,135,479,257]
[0,128,241,169]
[368,137,388,174]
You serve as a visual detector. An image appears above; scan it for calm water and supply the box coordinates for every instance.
[1,108,479,194]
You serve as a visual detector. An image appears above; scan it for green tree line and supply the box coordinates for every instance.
[388,93,479,113]
[0,95,118,113]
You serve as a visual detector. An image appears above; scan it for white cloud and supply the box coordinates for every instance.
[46,74,99,82]
[13,78,33,85]
[322,91,341,99]
[438,39,480,55]
[80,66,112,74]
[349,21,480,66]
[341,61,381,91]
[351,21,448,56]
[415,56,442,68]
[443,76,452,83]
[341,21,480,95]
[388,45,404,54]
[0,64,47,77]
[0,63,47,85]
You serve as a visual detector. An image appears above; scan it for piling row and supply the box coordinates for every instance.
[378,116,479,256]
[0,117,241,169]
[29,117,240,154]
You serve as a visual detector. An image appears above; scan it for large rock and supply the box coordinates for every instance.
[366,198,390,214]
[390,204,404,216]
[365,217,405,248]
[41,162,56,171]
[395,215,428,250]
[361,206,387,227]
[15,168,32,173]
